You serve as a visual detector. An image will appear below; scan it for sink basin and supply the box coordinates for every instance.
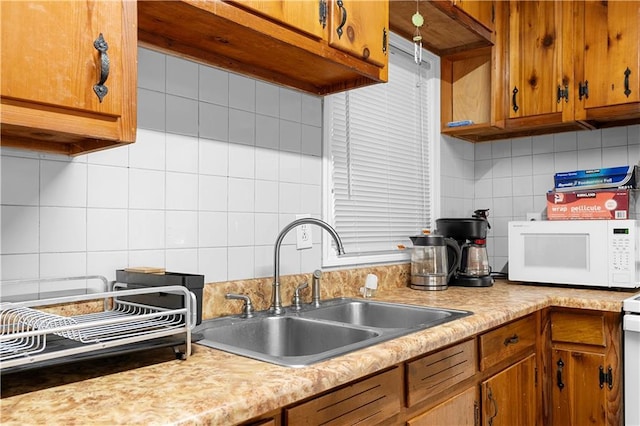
[195,298,471,367]
[198,316,379,358]
[298,299,464,329]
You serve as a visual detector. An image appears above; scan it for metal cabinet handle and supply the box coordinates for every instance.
[624,67,631,98]
[503,334,519,346]
[557,358,565,390]
[93,33,110,103]
[336,0,347,39]
[487,386,498,426]
[512,86,519,112]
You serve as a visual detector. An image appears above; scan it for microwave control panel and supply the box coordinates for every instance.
[609,222,638,284]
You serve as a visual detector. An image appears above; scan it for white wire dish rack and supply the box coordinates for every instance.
[0,275,197,373]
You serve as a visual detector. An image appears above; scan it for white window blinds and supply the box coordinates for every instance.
[324,38,438,266]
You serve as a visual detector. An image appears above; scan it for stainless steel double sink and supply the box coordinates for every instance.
[195,298,472,367]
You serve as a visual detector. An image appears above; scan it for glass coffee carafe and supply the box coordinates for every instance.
[409,232,460,291]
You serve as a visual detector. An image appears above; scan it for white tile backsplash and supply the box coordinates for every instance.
[442,124,640,274]
[0,49,324,290]
[1,156,39,205]
[87,209,128,251]
[1,206,39,254]
[256,81,280,118]
[129,169,165,210]
[39,160,87,207]
[2,45,637,297]
[87,165,129,208]
[40,207,86,252]
[128,210,165,250]
[229,108,256,146]
[138,48,166,92]
[280,120,302,153]
[199,102,229,141]
[166,211,198,248]
[228,143,255,179]
[130,129,166,170]
[166,55,199,99]
[280,88,302,122]
[166,172,198,210]
[229,74,256,113]
[166,134,199,173]
[199,65,228,106]
[166,95,198,136]
[198,175,228,211]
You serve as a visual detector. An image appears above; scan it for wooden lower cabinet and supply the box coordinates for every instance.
[249,308,623,426]
[547,309,622,426]
[284,367,402,425]
[481,354,537,426]
[407,386,479,426]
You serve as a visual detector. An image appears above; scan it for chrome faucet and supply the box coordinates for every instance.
[270,218,345,315]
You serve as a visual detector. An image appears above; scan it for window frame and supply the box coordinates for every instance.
[321,33,441,268]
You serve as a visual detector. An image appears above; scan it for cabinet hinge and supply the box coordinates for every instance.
[599,365,613,390]
[535,366,538,386]
[319,0,327,28]
[557,84,569,103]
[579,80,589,101]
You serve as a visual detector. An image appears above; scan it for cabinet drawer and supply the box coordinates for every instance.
[285,367,402,425]
[479,314,536,370]
[550,311,605,347]
[406,339,477,407]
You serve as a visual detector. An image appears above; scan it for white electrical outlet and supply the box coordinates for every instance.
[296,214,313,250]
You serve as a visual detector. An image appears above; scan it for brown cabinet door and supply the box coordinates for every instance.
[226,0,326,39]
[582,0,640,109]
[408,386,479,426]
[482,354,537,426]
[1,0,137,155]
[551,349,607,426]
[454,0,495,32]
[328,0,388,67]
[507,0,566,120]
[2,1,124,115]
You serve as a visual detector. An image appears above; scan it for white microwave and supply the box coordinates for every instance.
[508,220,640,289]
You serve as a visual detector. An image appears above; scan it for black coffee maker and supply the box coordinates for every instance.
[435,209,494,287]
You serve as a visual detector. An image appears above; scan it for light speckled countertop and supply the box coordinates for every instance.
[1,280,637,425]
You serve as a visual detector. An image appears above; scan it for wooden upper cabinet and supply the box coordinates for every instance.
[1,0,137,156]
[575,0,640,124]
[138,1,388,96]
[453,0,495,32]
[327,0,389,67]
[507,0,564,121]
[226,0,326,39]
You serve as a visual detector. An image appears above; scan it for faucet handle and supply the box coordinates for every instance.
[291,282,308,311]
[225,293,255,318]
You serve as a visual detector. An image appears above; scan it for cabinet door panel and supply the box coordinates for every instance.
[408,386,478,426]
[1,1,123,115]
[482,354,537,426]
[328,0,388,67]
[508,0,563,119]
[551,349,606,426]
[454,0,495,32]
[227,0,326,39]
[583,0,640,108]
